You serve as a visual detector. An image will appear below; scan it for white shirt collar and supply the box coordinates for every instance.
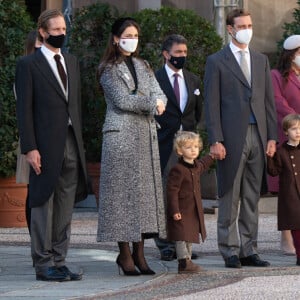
[41,45,63,60]
[229,41,250,54]
[165,63,184,78]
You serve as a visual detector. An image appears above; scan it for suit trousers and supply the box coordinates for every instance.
[217,124,264,259]
[31,127,79,272]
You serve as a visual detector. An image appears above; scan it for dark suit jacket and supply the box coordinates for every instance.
[155,67,202,172]
[15,49,88,207]
[204,45,277,197]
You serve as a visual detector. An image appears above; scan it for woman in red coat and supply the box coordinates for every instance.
[269,35,300,254]
[167,131,214,273]
[267,114,300,266]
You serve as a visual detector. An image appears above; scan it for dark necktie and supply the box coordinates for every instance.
[54,54,67,90]
[173,73,180,105]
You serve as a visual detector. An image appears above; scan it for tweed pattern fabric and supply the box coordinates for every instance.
[97,58,167,242]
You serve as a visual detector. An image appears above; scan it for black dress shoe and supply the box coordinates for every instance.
[191,252,199,260]
[225,255,242,268]
[57,266,83,281]
[240,254,270,267]
[36,266,71,282]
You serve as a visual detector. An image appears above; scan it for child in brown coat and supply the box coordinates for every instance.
[267,114,300,266]
[167,131,214,273]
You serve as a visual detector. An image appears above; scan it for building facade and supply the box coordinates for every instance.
[28,0,297,54]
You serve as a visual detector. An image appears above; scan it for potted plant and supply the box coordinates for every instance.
[0,0,34,227]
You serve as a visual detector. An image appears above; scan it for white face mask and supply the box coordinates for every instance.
[119,38,138,53]
[234,29,253,45]
[293,55,300,68]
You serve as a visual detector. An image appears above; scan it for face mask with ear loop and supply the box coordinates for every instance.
[119,38,138,53]
[293,55,300,68]
[232,28,253,45]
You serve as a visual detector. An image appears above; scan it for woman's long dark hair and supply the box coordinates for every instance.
[25,30,38,55]
[277,48,299,81]
[98,18,141,78]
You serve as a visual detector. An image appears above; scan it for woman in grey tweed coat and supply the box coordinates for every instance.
[97,18,167,276]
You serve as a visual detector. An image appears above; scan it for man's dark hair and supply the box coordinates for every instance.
[161,34,187,52]
[226,8,251,26]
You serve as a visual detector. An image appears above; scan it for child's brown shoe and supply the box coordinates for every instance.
[178,258,202,274]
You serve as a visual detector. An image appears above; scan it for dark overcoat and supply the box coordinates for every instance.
[167,155,214,243]
[155,67,202,172]
[204,45,277,197]
[15,50,88,207]
[267,142,300,230]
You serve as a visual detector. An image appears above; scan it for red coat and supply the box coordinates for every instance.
[268,70,300,192]
[166,155,214,243]
[267,142,300,230]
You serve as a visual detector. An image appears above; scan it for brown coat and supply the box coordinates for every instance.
[267,142,300,230]
[167,155,214,243]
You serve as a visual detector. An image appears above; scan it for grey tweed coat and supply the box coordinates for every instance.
[97,57,167,242]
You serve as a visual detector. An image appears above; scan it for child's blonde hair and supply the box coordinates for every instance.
[173,131,203,155]
[282,114,300,132]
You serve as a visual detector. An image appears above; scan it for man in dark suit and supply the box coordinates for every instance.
[15,9,88,281]
[204,8,277,268]
[155,34,202,261]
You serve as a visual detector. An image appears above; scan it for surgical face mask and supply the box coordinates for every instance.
[119,38,138,53]
[293,55,300,68]
[46,33,65,49]
[169,55,186,70]
[233,28,253,45]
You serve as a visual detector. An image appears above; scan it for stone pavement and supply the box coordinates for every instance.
[1,198,300,299]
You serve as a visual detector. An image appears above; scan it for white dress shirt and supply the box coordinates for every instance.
[40,45,68,94]
[164,63,188,113]
[229,41,251,79]
[40,45,71,125]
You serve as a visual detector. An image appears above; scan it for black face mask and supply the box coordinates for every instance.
[46,33,65,49]
[169,55,186,70]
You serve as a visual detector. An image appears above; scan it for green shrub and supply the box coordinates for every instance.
[277,0,300,52]
[0,0,34,177]
[69,4,222,162]
[68,3,120,162]
[133,6,223,83]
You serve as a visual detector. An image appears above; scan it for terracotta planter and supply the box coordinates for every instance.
[86,162,101,207]
[0,176,27,227]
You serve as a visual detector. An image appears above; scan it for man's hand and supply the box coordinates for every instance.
[26,150,42,175]
[266,140,276,157]
[210,142,226,160]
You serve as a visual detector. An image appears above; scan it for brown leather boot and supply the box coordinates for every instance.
[178,258,202,274]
